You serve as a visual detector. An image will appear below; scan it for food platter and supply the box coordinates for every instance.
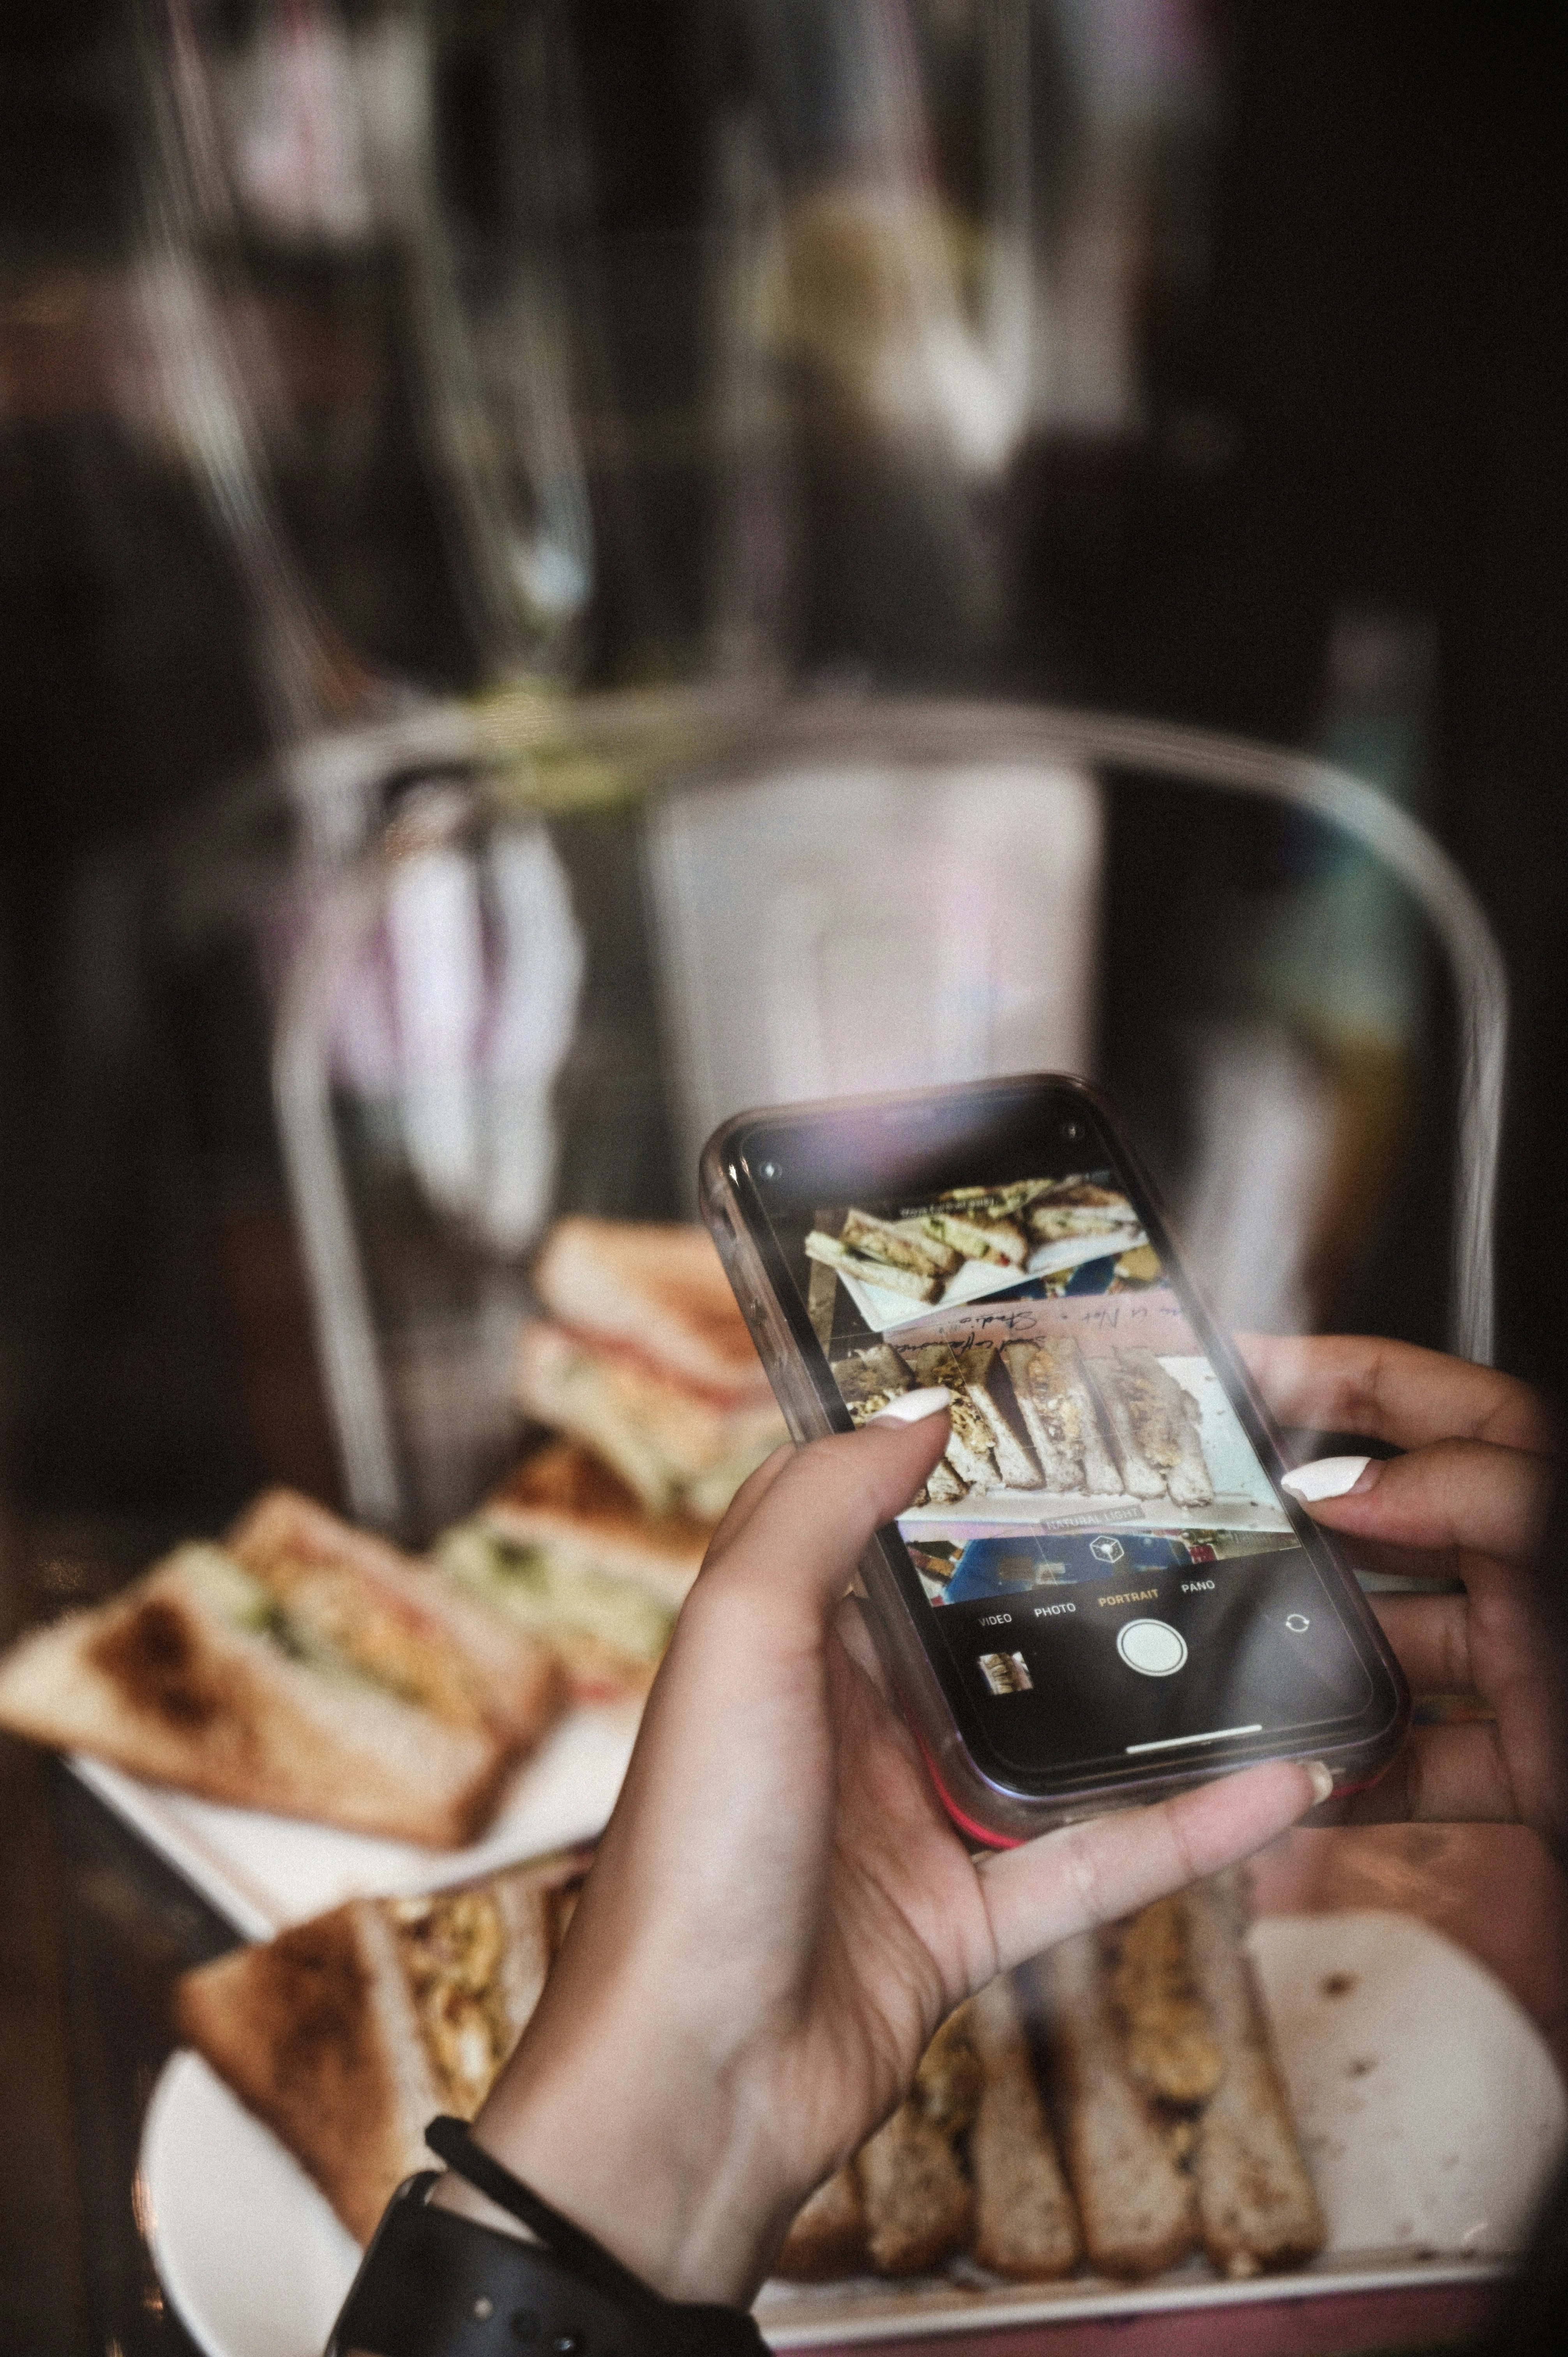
[139,1909,1563,2357]
[71,1698,639,1937]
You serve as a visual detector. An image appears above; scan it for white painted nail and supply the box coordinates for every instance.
[1280,1454,1372,1502]
[1304,1761,1335,1805]
[867,1386,952,1426]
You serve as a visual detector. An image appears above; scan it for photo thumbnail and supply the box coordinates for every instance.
[977,1650,1034,1697]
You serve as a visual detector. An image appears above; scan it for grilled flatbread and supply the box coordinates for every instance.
[1183,1873,1326,2276]
[1107,1894,1224,2108]
[968,1976,1079,2280]
[175,1852,588,2244]
[775,2166,867,2281]
[1001,1338,1125,1498]
[1092,1350,1214,1507]
[1032,1930,1198,2279]
[859,2101,973,2276]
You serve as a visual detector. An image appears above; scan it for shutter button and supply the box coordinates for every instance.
[1116,1619,1188,1677]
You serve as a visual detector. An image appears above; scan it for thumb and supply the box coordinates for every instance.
[701,1395,951,1622]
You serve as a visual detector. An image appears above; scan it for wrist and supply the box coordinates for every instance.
[466,1985,792,2306]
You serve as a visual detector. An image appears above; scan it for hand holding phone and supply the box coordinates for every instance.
[702,1073,1410,1843]
[459,1399,1328,2306]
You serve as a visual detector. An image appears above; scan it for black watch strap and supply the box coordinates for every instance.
[323,2119,768,2357]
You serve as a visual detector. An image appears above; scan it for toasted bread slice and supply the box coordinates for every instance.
[531,1219,776,1402]
[858,2101,973,2276]
[0,1545,516,1845]
[175,1852,589,2243]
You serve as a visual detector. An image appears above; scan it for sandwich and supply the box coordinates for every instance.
[174,1849,589,2244]
[1026,1180,1143,1253]
[228,1489,563,1755]
[804,1207,958,1305]
[832,1343,969,1506]
[899,1343,1040,1497]
[804,1228,943,1303]
[918,1200,1029,1269]
[833,1341,916,1424]
[0,1489,565,1846]
[434,1440,712,1701]
[515,1220,787,1518]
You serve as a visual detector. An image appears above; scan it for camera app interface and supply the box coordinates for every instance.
[779,1157,1372,1774]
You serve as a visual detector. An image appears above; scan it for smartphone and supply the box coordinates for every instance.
[701,1072,1409,1844]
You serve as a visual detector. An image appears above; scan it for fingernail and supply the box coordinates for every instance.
[867,1386,952,1427]
[1304,1761,1334,1805]
[1281,1454,1377,1502]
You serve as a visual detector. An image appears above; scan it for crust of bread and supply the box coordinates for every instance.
[482,1442,712,1608]
[0,1553,511,1845]
[175,1900,437,2244]
[229,1489,565,1753]
[531,1218,775,1401]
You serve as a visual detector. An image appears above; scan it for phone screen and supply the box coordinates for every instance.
[734,1082,1389,1790]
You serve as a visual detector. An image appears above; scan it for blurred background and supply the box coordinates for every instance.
[2,5,1567,2347]
[6,0,1565,1547]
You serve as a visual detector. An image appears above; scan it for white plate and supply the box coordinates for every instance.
[140,1910,1563,2356]
[73,1700,640,1937]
